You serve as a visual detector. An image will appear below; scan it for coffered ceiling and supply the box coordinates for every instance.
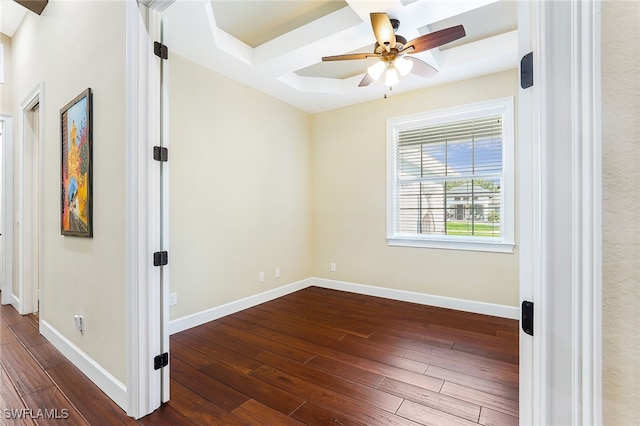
[0,0,518,114]
[164,0,518,113]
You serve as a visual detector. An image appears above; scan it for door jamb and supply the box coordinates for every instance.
[521,1,602,424]
[17,84,44,315]
[0,114,13,306]
[125,1,159,418]
[517,1,538,422]
[125,0,173,418]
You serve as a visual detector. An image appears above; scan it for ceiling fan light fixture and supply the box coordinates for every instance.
[385,65,400,87]
[322,13,465,89]
[367,61,386,80]
[394,56,413,77]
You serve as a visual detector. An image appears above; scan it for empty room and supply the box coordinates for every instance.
[0,1,637,425]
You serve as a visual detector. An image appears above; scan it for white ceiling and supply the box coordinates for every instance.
[1,0,518,114]
[0,1,27,37]
[165,0,518,113]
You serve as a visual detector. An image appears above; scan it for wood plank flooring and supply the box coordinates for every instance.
[1,287,518,425]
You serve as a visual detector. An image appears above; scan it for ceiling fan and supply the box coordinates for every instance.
[322,13,465,87]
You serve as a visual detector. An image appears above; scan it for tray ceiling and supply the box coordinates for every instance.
[1,0,518,114]
[164,0,517,113]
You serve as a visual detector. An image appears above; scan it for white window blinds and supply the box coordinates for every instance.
[394,115,504,238]
[387,97,515,252]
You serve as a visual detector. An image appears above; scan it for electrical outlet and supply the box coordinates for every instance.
[275,268,280,278]
[74,315,84,334]
[169,292,177,306]
[330,262,336,272]
[259,272,265,283]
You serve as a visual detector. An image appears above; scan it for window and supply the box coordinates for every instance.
[387,97,514,252]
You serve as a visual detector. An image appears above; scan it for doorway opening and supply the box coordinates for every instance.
[18,85,43,316]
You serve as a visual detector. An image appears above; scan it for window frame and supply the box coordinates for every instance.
[386,97,515,253]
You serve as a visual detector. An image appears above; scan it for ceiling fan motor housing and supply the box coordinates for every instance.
[375,35,407,55]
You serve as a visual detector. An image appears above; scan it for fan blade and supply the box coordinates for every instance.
[403,25,466,54]
[358,73,374,87]
[370,13,396,52]
[322,53,380,61]
[406,57,438,78]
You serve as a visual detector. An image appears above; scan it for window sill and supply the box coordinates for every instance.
[386,237,515,253]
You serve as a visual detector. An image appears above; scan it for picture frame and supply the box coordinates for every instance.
[61,88,93,237]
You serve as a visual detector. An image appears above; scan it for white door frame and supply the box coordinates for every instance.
[17,84,44,315]
[125,1,159,418]
[520,1,602,424]
[0,114,13,306]
[125,0,173,418]
[125,0,603,422]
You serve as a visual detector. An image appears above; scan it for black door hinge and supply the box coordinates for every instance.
[522,300,534,336]
[154,42,168,60]
[153,146,168,162]
[154,352,169,370]
[153,251,168,267]
[520,52,533,89]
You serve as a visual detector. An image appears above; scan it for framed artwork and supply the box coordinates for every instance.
[61,88,93,237]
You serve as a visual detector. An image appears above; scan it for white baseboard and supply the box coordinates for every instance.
[169,277,518,336]
[11,293,20,312]
[312,277,519,319]
[169,278,313,335]
[40,320,127,412]
[0,287,11,305]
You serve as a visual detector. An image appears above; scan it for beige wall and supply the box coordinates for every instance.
[11,1,127,383]
[0,33,11,113]
[168,54,313,320]
[311,69,519,306]
[602,1,640,423]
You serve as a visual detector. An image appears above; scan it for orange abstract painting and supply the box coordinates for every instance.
[61,89,92,237]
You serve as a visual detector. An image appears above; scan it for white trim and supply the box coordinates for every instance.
[146,7,163,410]
[386,97,515,253]
[0,43,5,85]
[125,0,175,417]
[125,0,159,419]
[17,83,43,315]
[124,1,142,415]
[313,278,519,319]
[526,1,602,424]
[159,13,171,404]
[169,279,312,335]
[517,0,543,423]
[0,114,13,306]
[169,277,518,336]
[40,320,127,411]
[571,1,602,424]
[11,292,19,307]
[387,237,514,253]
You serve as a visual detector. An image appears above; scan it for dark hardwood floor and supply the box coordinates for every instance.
[1,287,518,425]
